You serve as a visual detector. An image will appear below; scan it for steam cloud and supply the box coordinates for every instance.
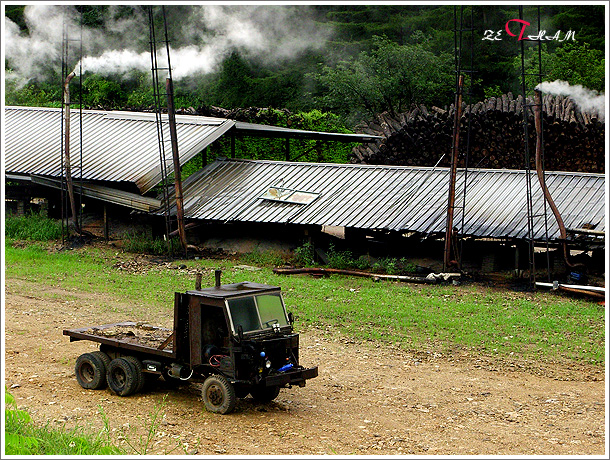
[5,5,331,83]
[536,80,605,121]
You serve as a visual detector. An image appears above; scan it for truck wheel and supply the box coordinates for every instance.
[107,358,139,396]
[91,350,111,370]
[75,352,107,390]
[250,385,280,402]
[202,375,236,414]
[122,356,145,393]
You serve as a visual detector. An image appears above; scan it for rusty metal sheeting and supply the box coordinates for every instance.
[168,158,605,241]
[4,106,235,193]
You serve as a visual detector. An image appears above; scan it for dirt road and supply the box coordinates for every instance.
[4,278,606,455]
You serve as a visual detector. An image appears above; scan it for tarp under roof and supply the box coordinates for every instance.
[167,158,605,241]
[4,106,380,194]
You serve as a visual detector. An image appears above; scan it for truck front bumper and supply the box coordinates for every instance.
[264,366,318,387]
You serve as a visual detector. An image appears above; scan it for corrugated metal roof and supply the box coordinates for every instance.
[4,106,234,193]
[170,158,605,241]
[4,107,380,194]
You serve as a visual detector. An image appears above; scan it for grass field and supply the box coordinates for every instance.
[4,240,605,366]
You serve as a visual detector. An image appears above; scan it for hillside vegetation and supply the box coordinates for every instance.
[5,5,605,129]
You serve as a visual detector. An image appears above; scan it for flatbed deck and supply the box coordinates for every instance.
[63,322,175,358]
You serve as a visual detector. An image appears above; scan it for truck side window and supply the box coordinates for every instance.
[227,297,260,332]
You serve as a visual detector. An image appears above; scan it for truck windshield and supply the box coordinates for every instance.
[227,294,288,333]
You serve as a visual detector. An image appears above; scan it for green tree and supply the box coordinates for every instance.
[81,74,125,107]
[516,43,605,93]
[551,6,605,51]
[211,51,254,109]
[5,71,61,107]
[314,36,453,121]
[125,71,154,108]
[544,43,604,93]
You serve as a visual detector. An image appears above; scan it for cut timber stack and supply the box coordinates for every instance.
[352,93,605,173]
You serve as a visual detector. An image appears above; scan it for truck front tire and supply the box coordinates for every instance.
[202,375,236,414]
[75,352,107,390]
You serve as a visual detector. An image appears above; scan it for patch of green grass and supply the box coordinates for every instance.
[240,249,291,267]
[4,241,605,366]
[5,213,62,240]
[4,390,121,455]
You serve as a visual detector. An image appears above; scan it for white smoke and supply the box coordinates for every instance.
[536,80,605,121]
[4,6,66,82]
[5,4,331,83]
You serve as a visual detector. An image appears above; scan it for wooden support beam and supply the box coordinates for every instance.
[103,203,109,241]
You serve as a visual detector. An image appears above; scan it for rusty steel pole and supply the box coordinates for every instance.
[63,70,81,235]
[532,90,583,270]
[165,77,187,255]
[443,74,464,271]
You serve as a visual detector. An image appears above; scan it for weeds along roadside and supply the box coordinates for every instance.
[4,388,119,455]
[4,388,186,455]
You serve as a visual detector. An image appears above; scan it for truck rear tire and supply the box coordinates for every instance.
[250,385,280,402]
[107,358,139,396]
[75,352,107,390]
[91,350,111,371]
[202,375,236,414]
[122,356,145,393]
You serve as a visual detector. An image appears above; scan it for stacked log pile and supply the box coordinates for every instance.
[352,93,605,173]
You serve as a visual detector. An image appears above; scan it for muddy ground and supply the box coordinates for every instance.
[3,277,606,456]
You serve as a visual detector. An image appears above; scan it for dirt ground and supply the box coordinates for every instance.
[3,277,606,456]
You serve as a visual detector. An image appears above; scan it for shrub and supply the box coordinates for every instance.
[326,243,360,270]
[5,212,62,241]
[292,242,419,275]
[122,232,181,256]
[292,241,315,267]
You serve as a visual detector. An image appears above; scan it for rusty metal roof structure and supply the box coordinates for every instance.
[29,175,161,212]
[171,158,605,241]
[4,106,380,194]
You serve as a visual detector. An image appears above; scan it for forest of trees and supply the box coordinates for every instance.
[5,4,605,149]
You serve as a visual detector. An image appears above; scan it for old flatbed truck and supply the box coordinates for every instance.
[63,271,318,414]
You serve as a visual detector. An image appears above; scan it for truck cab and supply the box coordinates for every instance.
[176,279,318,412]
